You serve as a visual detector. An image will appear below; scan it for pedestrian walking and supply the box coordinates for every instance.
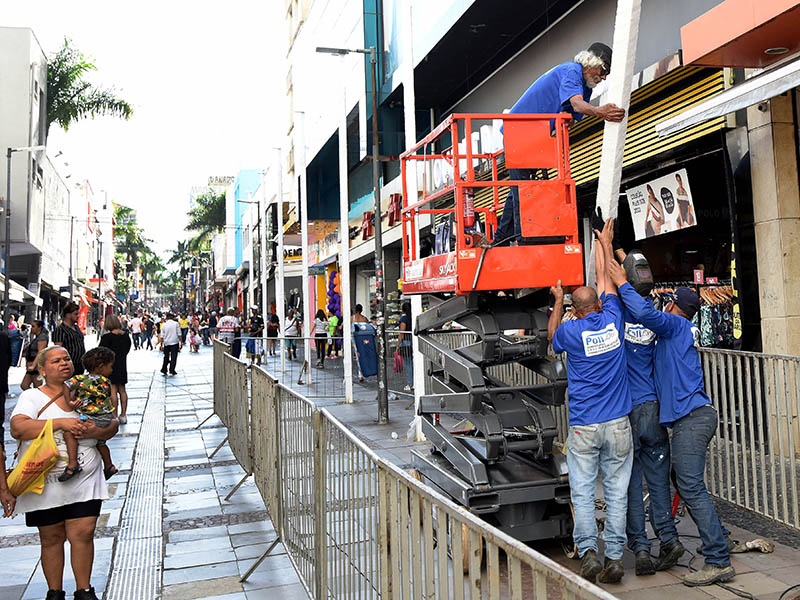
[21,320,48,391]
[10,346,119,600]
[246,307,264,364]
[200,313,210,345]
[159,313,182,376]
[217,308,239,346]
[99,315,132,425]
[128,314,142,350]
[143,314,155,350]
[284,309,299,360]
[313,309,328,368]
[266,314,279,356]
[52,302,87,376]
[178,314,190,344]
[208,311,218,339]
[548,220,632,584]
[396,302,414,391]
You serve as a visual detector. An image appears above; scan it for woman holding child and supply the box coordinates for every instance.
[10,345,118,600]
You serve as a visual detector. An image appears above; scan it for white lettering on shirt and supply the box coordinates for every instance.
[581,323,621,357]
[624,322,656,346]
[691,326,700,349]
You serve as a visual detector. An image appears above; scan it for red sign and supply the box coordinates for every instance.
[693,269,704,284]
[705,276,719,284]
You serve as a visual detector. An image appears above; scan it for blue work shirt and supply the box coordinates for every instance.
[603,293,659,405]
[509,62,592,129]
[618,283,711,426]
[552,293,632,426]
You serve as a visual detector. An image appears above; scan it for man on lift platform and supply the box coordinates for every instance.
[493,42,626,247]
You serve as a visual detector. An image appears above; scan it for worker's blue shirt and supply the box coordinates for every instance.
[552,293,632,426]
[509,62,592,124]
[603,293,659,405]
[618,283,711,426]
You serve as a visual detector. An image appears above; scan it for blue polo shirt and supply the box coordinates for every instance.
[552,293,632,426]
[618,283,711,426]
[509,62,592,129]
[602,293,658,405]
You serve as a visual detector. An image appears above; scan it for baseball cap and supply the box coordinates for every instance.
[588,42,612,69]
[675,287,700,318]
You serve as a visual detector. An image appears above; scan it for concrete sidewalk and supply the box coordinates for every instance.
[1,343,306,600]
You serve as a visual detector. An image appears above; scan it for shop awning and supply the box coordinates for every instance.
[316,254,338,268]
[0,274,40,304]
[656,57,800,136]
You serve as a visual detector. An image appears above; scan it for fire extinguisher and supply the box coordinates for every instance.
[463,189,475,229]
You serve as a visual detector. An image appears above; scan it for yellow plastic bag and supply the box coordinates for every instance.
[7,419,61,497]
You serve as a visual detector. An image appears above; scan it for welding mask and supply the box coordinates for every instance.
[623,250,653,297]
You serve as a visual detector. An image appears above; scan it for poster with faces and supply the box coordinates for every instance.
[626,168,696,241]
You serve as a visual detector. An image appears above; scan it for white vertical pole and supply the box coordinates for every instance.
[595,0,641,219]
[260,171,268,328]
[403,3,425,441]
[339,90,354,402]
[297,112,313,373]
[275,148,286,377]
[589,0,641,286]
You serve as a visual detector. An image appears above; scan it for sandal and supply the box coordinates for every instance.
[58,465,82,482]
[104,465,119,480]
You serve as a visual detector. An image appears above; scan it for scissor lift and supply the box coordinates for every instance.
[400,113,584,542]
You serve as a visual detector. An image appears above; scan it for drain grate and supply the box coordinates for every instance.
[106,377,165,599]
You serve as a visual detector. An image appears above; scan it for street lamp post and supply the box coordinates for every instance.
[5,145,46,329]
[316,45,389,424]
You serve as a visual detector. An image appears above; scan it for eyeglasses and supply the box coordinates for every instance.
[600,63,610,76]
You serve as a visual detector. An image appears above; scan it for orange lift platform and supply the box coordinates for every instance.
[402,113,585,543]
[400,112,584,296]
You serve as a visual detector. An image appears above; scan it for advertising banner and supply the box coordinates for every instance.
[626,168,696,240]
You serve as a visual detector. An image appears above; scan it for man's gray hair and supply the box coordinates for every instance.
[574,50,605,69]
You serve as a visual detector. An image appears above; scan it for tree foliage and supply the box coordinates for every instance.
[47,38,133,134]
[186,191,226,243]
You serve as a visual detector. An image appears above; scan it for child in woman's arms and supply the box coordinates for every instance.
[59,346,119,482]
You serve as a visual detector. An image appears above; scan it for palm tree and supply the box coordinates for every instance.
[168,241,193,312]
[186,191,226,244]
[47,38,133,134]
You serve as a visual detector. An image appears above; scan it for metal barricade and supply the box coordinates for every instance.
[277,385,319,593]
[701,348,800,533]
[251,366,281,523]
[224,353,251,474]
[213,339,231,427]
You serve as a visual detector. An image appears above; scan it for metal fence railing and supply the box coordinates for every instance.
[212,339,231,427]
[701,348,800,533]
[212,329,800,599]
[225,353,251,474]
[213,356,618,600]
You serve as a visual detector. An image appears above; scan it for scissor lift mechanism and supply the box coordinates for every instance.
[400,113,584,541]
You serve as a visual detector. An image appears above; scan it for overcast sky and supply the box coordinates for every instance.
[4,1,286,259]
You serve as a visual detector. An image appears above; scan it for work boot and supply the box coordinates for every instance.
[635,550,655,576]
[597,558,625,584]
[580,549,602,582]
[683,563,736,587]
[45,591,66,600]
[73,589,100,600]
[654,539,686,571]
